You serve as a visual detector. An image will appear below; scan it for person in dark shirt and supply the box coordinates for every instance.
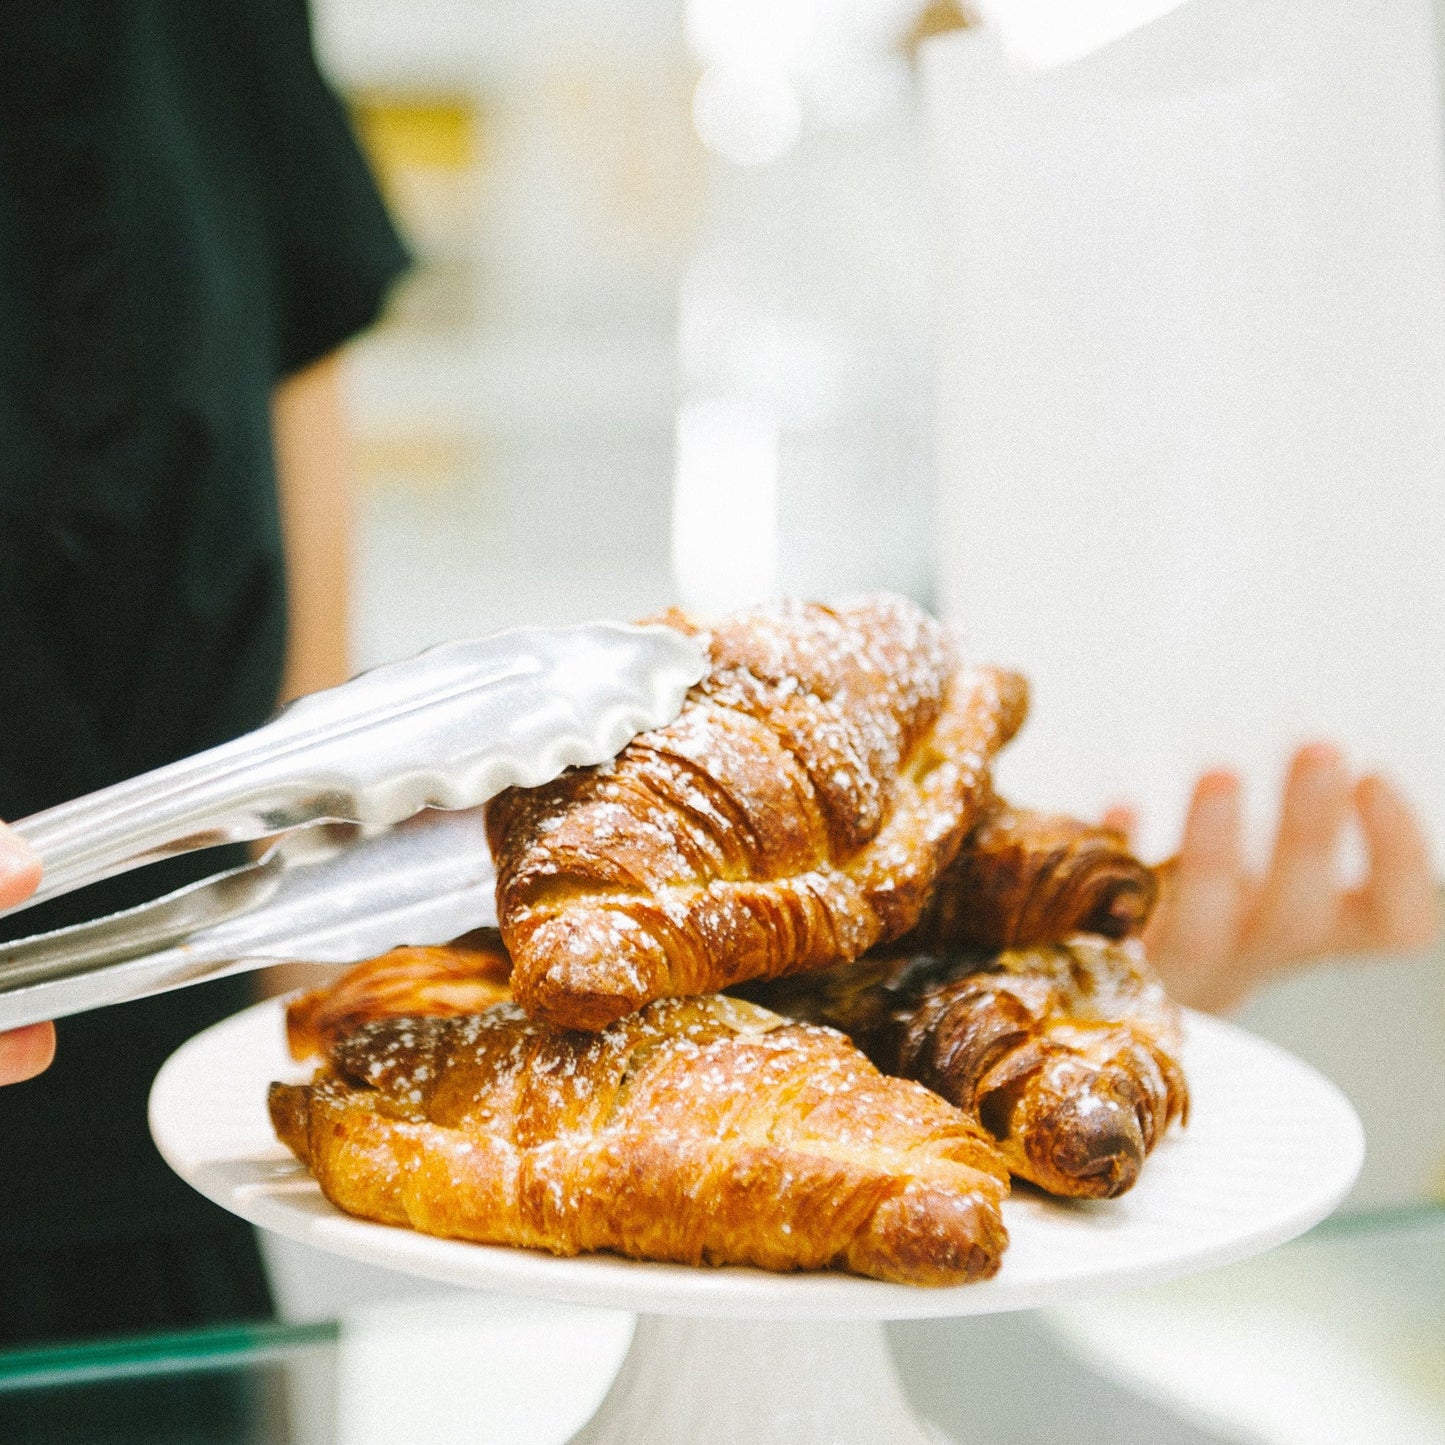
[0,1,407,1434]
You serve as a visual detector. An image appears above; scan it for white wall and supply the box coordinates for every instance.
[925,1,1445,865]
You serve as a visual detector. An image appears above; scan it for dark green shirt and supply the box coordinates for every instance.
[0,0,408,1252]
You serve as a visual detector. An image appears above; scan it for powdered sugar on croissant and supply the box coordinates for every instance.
[269,994,1010,1285]
[486,596,1028,1031]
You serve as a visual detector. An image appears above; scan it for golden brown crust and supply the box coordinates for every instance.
[285,936,513,1061]
[269,995,1010,1286]
[487,596,1028,1031]
[743,938,1188,1200]
[903,796,1159,952]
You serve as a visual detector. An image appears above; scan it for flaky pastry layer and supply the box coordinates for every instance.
[270,995,1010,1286]
[902,795,1159,952]
[285,937,513,1061]
[487,596,1027,1031]
[746,938,1188,1200]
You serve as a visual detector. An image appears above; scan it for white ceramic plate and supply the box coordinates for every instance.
[151,1000,1363,1321]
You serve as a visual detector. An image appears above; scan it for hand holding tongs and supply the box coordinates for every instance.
[0,622,707,1031]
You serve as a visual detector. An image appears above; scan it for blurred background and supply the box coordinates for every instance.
[321,0,948,659]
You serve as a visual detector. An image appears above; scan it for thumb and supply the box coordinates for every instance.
[0,821,41,911]
[0,1022,55,1085]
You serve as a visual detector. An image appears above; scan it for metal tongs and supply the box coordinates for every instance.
[0,622,706,1031]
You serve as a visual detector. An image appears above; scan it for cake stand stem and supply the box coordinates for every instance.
[567,1313,951,1444]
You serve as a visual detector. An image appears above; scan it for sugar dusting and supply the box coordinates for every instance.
[496,595,1022,1009]
[302,991,1006,1271]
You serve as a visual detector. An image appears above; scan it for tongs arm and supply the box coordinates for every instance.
[3,622,705,920]
[0,810,499,1033]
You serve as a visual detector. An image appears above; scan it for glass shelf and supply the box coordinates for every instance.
[0,1320,338,1396]
[0,1206,1439,1444]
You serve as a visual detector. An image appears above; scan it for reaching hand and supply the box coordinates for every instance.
[0,822,50,1084]
[1106,743,1440,1014]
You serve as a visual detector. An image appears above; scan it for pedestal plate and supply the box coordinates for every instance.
[152,1002,1363,1443]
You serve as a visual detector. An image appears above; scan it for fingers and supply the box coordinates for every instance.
[1339,774,1440,955]
[1146,747,1437,1014]
[1243,743,1352,968]
[0,821,50,1084]
[1145,769,1252,1011]
[1100,804,1138,843]
[1178,770,1248,874]
[0,820,41,911]
[0,1022,55,1085]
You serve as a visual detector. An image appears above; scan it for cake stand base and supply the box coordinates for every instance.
[568,1315,947,1445]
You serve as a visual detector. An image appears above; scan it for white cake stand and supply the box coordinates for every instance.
[151,1001,1363,1444]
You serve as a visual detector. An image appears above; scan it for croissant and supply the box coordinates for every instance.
[743,937,1188,1199]
[285,935,513,1060]
[902,796,1158,952]
[487,596,1029,1031]
[269,995,1010,1286]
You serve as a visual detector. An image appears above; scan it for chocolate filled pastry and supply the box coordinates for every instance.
[486,595,1029,1031]
[744,938,1188,1200]
[285,935,513,1061]
[902,795,1159,952]
[269,995,1010,1286]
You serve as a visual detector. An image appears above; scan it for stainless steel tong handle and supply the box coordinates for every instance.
[4,621,706,920]
[0,810,500,1032]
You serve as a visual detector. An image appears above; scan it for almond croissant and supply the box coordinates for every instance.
[902,796,1158,952]
[269,995,1010,1286]
[744,938,1187,1200]
[486,596,1028,1031]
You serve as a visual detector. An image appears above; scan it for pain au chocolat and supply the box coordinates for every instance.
[486,596,1028,1031]
[269,994,1010,1286]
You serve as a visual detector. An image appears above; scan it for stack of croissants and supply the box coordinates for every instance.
[270,596,1189,1288]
